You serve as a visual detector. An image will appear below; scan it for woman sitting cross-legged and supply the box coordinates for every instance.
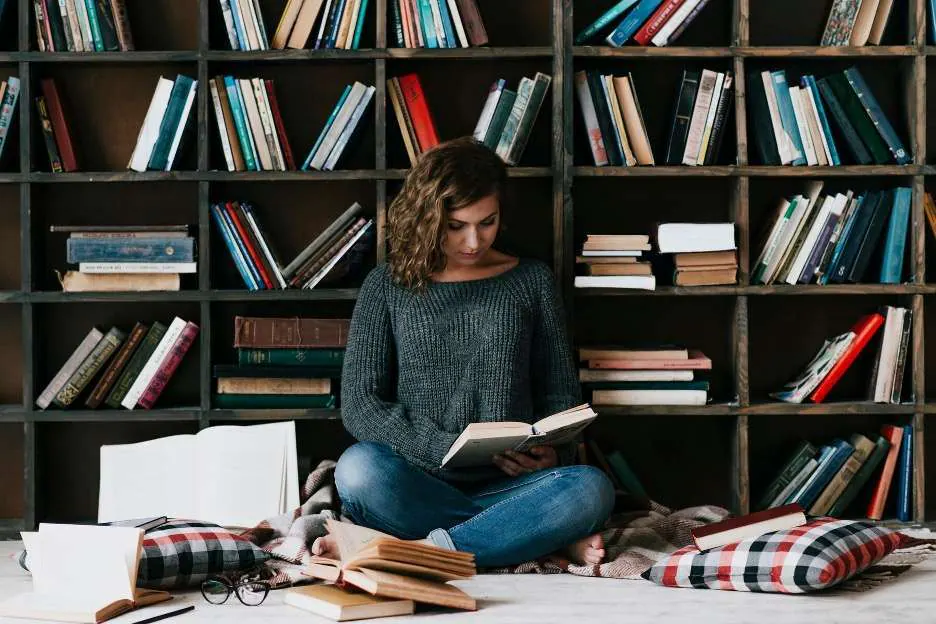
[313,137,615,568]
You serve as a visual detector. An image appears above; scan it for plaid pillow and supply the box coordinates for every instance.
[138,520,270,589]
[642,517,903,593]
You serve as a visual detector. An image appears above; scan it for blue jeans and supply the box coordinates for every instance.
[334,441,615,568]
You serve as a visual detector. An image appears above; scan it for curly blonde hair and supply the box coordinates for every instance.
[386,137,508,291]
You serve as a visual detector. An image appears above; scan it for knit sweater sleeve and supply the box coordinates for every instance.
[340,268,460,472]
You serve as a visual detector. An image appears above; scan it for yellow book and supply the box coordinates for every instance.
[284,584,414,621]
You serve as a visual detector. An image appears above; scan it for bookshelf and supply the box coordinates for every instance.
[0,0,932,534]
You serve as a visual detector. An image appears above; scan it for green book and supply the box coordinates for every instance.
[756,440,818,511]
[237,348,345,367]
[213,394,337,409]
[827,434,891,517]
[105,321,167,408]
[605,451,646,497]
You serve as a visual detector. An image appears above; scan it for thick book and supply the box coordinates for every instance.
[440,404,598,469]
[284,583,414,621]
[690,503,807,551]
[233,316,350,348]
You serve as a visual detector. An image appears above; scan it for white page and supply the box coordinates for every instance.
[98,435,197,523]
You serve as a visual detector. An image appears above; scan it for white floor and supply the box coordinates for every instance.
[2,536,935,624]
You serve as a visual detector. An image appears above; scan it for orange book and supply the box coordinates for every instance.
[808,313,884,403]
[866,424,904,520]
[588,350,711,370]
[396,73,439,153]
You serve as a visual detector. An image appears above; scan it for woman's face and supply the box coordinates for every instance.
[441,193,500,268]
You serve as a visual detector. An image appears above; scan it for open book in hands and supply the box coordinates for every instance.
[303,519,477,611]
[441,403,598,469]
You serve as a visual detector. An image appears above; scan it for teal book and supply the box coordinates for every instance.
[879,187,911,284]
[237,347,345,367]
[147,75,195,171]
[575,0,639,44]
[896,425,913,521]
[844,67,911,165]
[770,71,806,166]
[605,451,646,497]
[303,85,351,170]
[214,393,337,409]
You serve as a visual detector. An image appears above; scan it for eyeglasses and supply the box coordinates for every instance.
[200,571,271,607]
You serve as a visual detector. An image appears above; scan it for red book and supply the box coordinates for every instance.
[264,80,296,170]
[137,322,199,409]
[225,201,274,289]
[809,313,885,403]
[691,503,806,551]
[41,79,77,172]
[633,0,687,46]
[397,73,439,153]
[866,424,904,520]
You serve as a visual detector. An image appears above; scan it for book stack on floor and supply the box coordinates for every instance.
[758,424,912,522]
[213,201,374,290]
[209,76,295,172]
[772,306,909,404]
[389,0,487,48]
[821,0,896,46]
[664,68,733,166]
[575,0,718,47]
[33,0,133,51]
[0,76,19,163]
[753,183,911,286]
[748,66,909,166]
[53,224,195,292]
[302,82,375,171]
[579,346,711,406]
[35,79,77,173]
[575,70,654,167]
[36,316,199,410]
[269,0,371,50]
[656,222,737,286]
[215,315,349,409]
[129,75,197,172]
[573,234,655,290]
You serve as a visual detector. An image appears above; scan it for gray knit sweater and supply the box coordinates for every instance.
[340,258,582,481]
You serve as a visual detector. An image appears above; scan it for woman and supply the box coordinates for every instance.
[317,137,614,568]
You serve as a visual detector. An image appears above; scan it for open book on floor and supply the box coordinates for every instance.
[303,519,477,611]
[441,403,598,469]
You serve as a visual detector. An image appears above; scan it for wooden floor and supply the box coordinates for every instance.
[1,536,935,623]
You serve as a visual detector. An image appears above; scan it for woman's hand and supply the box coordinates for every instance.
[492,445,558,476]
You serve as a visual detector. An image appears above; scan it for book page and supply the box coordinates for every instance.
[440,429,533,469]
[327,519,397,563]
[98,435,197,523]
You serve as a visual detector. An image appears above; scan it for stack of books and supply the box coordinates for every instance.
[302,81,375,171]
[213,201,374,290]
[269,0,371,50]
[752,182,911,286]
[215,316,348,409]
[575,70,654,167]
[390,0,487,48]
[664,69,733,166]
[35,79,77,173]
[758,424,912,522]
[821,0,896,46]
[33,0,133,51]
[36,317,198,410]
[53,225,196,292]
[656,222,737,286]
[388,73,439,164]
[0,76,19,163]
[573,234,655,290]
[129,75,197,173]
[209,76,295,172]
[748,66,909,166]
[575,0,717,47]
[578,346,711,405]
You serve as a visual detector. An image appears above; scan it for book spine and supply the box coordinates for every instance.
[397,74,439,152]
[810,313,885,403]
[827,72,890,165]
[843,67,910,164]
[445,0,467,47]
[665,70,699,165]
[210,78,236,171]
[252,78,282,170]
[309,83,365,170]
[896,425,913,521]
[482,88,515,151]
[390,0,404,46]
[36,327,103,409]
[223,76,258,171]
[794,441,854,510]
[121,318,186,409]
[85,322,146,408]
[656,0,707,45]
[605,0,664,46]
[828,436,890,517]
[52,327,126,407]
[84,0,102,50]
[219,0,240,49]
[164,79,197,171]
[229,201,276,288]
[146,76,192,170]
[35,96,63,173]
[217,377,331,394]
[770,71,805,165]
[584,71,621,165]
[0,78,20,161]
[41,79,77,172]
[574,71,608,166]
[434,0,456,48]
[237,347,345,366]
[108,0,132,50]
[219,203,263,287]
[505,73,551,166]
[755,441,817,511]
[264,80,295,169]
[214,393,336,408]
[241,202,286,288]
[94,0,118,50]
[450,0,485,44]
[574,0,639,44]
[137,322,199,409]
[633,0,685,46]
[681,69,718,165]
[323,85,375,170]
[211,203,256,289]
[817,77,872,165]
[809,436,875,516]
[891,308,912,403]
[303,84,351,170]
[79,261,197,273]
[66,237,195,263]
[879,187,911,284]
[473,78,505,142]
[104,322,167,408]
[297,219,370,288]
[803,75,840,165]
[33,0,47,51]
[233,316,349,348]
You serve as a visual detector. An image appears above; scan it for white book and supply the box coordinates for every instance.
[656,222,736,253]
[604,74,636,166]
[762,195,808,284]
[63,0,84,51]
[237,0,261,50]
[769,181,824,283]
[164,79,197,171]
[695,71,724,165]
[783,194,833,285]
[120,317,187,410]
[874,306,902,402]
[128,77,174,172]
[580,250,642,256]
[323,85,375,171]
[789,86,817,166]
[682,69,717,165]
[574,275,656,289]
[651,0,703,45]
[98,421,299,528]
[242,207,287,288]
[752,198,792,281]
[210,79,236,171]
[473,79,504,142]
[591,389,707,406]
[36,327,103,409]
[71,0,92,51]
[761,71,794,165]
[250,0,270,48]
[803,83,834,165]
[79,261,197,273]
[446,0,469,47]
[574,71,608,166]
[252,78,283,171]
[310,82,367,170]
[239,78,273,170]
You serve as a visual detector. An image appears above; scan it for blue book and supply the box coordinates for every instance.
[844,67,911,165]
[66,238,195,263]
[223,76,258,171]
[771,71,806,166]
[606,0,663,46]
[821,194,864,284]
[897,425,913,521]
[228,0,249,49]
[417,0,438,48]
[931,0,936,44]
[326,0,349,48]
[785,445,833,505]
[211,204,258,290]
[575,0,640,44]
[323,86,375,170]
[879,187,911,283]
[435,0,457,48]
[303,85,352,170]
[351,0,370,48]
[219,203,264,289]
[794,439,855,510]
[802,75,840,166]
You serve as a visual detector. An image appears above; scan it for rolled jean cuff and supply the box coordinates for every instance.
[428,528,456,551]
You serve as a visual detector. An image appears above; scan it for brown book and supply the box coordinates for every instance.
[586,263,653,276]
[271,0,305,49]
[675,263,738,272]
[86,322,147,408]
[287,0,325,48]
[576,255,638,264]
[691,503,806,551]
[387,77,418,165]
[108,0,133,50]
[58,271,181,292]
[217,377,331,395]
[284,584,414,621]
[41,79,77,172]
[674,250,737,267]
[213,76,245,171]
[233,316,351,348]
[452,0,488,45]
[674,267,737,286]
[583,235,651,251]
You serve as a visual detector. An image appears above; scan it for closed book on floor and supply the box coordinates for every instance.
[690,503,807,551]
[284,583,414,621]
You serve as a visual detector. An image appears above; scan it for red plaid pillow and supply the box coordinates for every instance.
[642,517,903,593]
[139,520,270,589]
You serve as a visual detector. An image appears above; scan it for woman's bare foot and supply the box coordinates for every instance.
[562,533,606,565]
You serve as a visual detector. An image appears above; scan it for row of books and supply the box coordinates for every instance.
[389,0,487,48]
[129,75,197,173]
[267,0,370,50]
[213,200,374,290]
[33,0,133,52]
[301,81,375,171]
[753,182,911,286]
[578,346,712,406]
[748,66,909,167]
[575,70,655,167]
[36,317,198,410]
[759,424,912,522]
[821,0,896,46]
[0,76,19,162]
[773,306,909,405]
[575,0,716,47]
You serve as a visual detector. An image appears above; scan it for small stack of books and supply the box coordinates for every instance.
[35,79,77,173]
[575,0,717,48]
[269,0,371,50]
[302,81,375,171]
[389,0,487,48]
[578,346,711,405]
[53,225,196,292]
[573,234,655,290]
[821,0,896,46]
[575,70,654,167]
[388,73,439,165]
[209,75,294,172]
[656,222,737,286]
[129,75,197,173]
[34,0,133,52]
[215,316,348,409]
[758,424,911,522]
[0,76,20,163]
[664,69,733,166]
[36,317,199,410]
